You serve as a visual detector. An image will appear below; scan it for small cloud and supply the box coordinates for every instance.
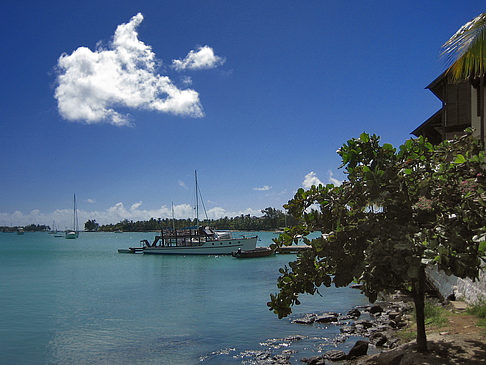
[130,201,142,210]
[178,180,188,189]
[302,171,323,189]
[181,76,192,86]
[328,170,343,186]
[87,198,96,204]
[54,13,203,126]
[172,46,225,71]
[253,185,272,191]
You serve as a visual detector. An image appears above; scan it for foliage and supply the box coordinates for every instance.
[0,224,49,232]
[422,302,448,327]
[442,12,486,80]
[268,131,486,351]
[467,300,486,328]
[84,219,99,232]
[467,300,486,319]
[95,207,295,232]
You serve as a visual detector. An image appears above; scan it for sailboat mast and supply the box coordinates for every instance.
[73,194,76,231]
[171,202,176,231]
[195,170,199,227]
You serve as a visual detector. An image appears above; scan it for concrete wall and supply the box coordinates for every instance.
[426,265,486,304]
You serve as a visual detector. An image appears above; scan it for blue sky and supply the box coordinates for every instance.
[1,1,484,228]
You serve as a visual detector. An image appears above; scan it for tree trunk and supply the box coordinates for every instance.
[412,266,427,352]
[480,73,484,148]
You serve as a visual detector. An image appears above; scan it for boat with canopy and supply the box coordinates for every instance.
[141,171,257,255]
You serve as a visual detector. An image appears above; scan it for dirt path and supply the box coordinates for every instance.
[353,309,486,364]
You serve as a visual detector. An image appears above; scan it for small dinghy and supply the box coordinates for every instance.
[232,247,274,258]
[118,247,144,254]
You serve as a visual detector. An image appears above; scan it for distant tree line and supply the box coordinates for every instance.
[1,224,50,232]
[85,207,297,232]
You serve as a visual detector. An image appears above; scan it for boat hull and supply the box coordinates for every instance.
[65,231,79,239]
[232,247,274,258]
[143,236,257,255]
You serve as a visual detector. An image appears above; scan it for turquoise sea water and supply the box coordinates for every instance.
[0,232,369,364]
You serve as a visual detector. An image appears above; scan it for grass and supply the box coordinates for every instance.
[423,301,448,327]
[466,300,486,328]
[397,300,449,342]
[398,300,486,342]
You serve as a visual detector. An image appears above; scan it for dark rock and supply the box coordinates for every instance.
[284,335,304,341]
[281,349,297,355]
[355,319,373,328]
[347,308,361,318]
[292,315,316,325]
[271,353,291,364]
[369,332,387,347]
[347,340,369,359]
[256,352,271,360]
[387,311,401,320]
[301,355,326,364]
[369,305,384,315]
[395,320,407,329]
[338,315,354,321]
[323,350,346,361]
[387,337,400,349]
[340,325,355,334]
[315,314,338,323]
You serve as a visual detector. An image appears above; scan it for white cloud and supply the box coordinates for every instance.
[54,13,203,126]
[302,171,323,189]
[0,203,264,228]
[178,180,188,189]
[87,198,96,204]
[172,46,225,71]
[328,170,343,186]
[130,201,142,210]
[253,185,272,191]
[181,76,193,86]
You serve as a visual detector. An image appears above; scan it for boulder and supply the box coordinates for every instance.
[369,332,388,347]
[323,350,346,361]
[292,315,316,325]
[301,355,326,364]
[340,325,355,334]
[369,305,384,315]
[347,308,361,318]
[347,340,369,359]
[315,314,338,323]
[355,319,373,328]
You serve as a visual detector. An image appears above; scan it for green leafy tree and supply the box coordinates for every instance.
[84,219,99,232]
[268,131,486,352]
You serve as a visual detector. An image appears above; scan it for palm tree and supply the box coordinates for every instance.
[441,13,486,145]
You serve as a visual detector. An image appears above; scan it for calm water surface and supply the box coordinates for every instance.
[0,231,369,364]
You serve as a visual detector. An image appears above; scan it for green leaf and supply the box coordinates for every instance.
[404,169,412,175]
[479,240,486,255]
[360,133,370,143]
[454,154,466,164]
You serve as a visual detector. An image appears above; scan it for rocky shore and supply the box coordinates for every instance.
[240,291,486,365]
[240,291,414,364]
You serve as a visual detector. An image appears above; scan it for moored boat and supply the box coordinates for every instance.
[142,227,257,255]
[65,194,79,239]
[232,247,274,258]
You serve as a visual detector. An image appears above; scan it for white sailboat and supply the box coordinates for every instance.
[65,194,79,239]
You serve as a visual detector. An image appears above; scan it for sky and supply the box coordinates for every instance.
[1,1,484,229]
